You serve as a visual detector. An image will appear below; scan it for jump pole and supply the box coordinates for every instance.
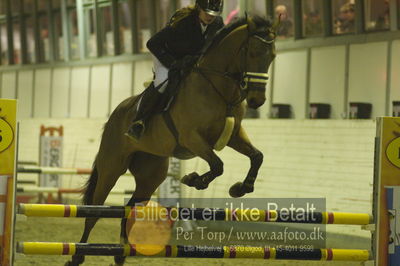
[17,165,132,176]
[0,99,17,266]
[16,242,371,261]
[16,187,134,195]
[16,166,135,203]
[17,203,373,225]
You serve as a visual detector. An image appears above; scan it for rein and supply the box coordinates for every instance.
[193,32,271,116]
[194,67,244,116]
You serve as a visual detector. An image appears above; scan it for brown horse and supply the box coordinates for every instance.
[66,16,277,266]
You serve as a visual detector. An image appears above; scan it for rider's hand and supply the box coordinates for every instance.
[171,55,198,70]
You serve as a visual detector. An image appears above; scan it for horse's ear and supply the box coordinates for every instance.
[246,16,257,33]
[272,14,281,33]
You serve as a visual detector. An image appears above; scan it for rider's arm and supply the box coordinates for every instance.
[146,26,176,69]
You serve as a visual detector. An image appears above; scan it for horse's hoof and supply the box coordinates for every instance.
[194,181,209,190]
[229,182,245,198]
[110,260,125,266]
[181,172,209,190]
[114,254,126,265]
[243,182,254,193]
[65,261,81,266]
[229,182,254,198]
[181,172,200,187]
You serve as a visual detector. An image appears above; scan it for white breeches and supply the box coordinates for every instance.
[152,55,169,93]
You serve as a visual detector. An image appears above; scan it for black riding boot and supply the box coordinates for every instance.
[126,82,161,141]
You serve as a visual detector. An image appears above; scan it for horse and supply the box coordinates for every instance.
[66,15,277,266]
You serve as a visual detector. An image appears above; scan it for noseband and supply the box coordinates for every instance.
[241,72,269,92]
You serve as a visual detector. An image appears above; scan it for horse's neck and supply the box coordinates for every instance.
[200,26,248,72]
[192,28,248,105]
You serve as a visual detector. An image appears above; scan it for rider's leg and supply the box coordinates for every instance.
[126,56,169,141]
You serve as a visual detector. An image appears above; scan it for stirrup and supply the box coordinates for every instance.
[126,120,145,141]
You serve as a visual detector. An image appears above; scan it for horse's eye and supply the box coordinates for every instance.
[269,32,276,40]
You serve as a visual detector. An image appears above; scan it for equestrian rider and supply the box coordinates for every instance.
[126,0,225,141]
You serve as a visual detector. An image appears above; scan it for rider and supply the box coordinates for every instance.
[126,0,225,141]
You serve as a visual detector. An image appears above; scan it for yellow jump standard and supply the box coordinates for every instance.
[17,242,371,261]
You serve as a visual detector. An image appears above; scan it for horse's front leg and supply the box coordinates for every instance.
[227,126,263,198]
[181,132,224,190]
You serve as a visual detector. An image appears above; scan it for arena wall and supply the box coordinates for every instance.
[1,41,399,120]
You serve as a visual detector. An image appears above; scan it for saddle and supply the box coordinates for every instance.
[142,55,198,114]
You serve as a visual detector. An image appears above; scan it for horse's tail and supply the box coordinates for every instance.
[83,158,98,205]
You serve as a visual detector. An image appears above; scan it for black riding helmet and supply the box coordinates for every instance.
[196,0,224,16]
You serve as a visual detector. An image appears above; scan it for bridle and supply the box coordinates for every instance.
[195,26,275,115]
[239,33,273,93]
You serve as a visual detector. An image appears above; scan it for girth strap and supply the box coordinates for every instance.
[162,111,179,143]
[162,111,189,154]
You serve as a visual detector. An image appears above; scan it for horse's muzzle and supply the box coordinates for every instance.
[247,92,266,109]
[247,97,265,109]
[245,82,266,109]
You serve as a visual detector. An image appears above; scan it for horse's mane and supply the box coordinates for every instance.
[204,16,273,54]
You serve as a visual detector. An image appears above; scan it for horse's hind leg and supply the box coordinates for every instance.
[180,132,224,190]
[113,152,169,266]
[66,157,128,266]
[227,126,263,198]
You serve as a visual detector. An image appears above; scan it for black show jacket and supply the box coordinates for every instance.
[146,9,224,68]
